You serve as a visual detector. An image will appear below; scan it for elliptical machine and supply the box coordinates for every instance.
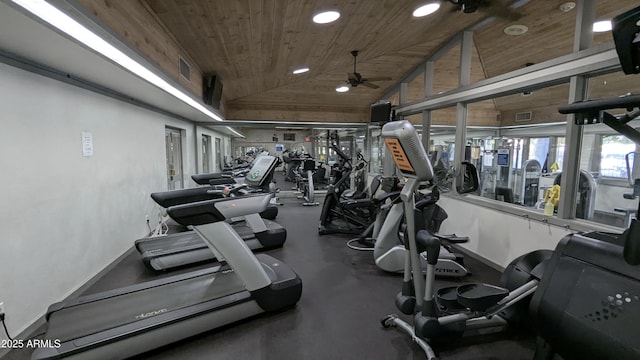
[374,184,471,277]
[318,144,380,235]
[379,121,552,359]
[347,175,471,278]
[526,10,640,358]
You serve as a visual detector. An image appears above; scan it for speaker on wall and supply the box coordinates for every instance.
[203,74,223,109]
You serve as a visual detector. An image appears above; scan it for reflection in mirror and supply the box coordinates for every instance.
[462,82,570,212]
[626,152,640,186]
[457,161,479,194]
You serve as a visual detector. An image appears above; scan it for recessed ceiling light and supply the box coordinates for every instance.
[558,2,576,12]
[593,20,612,33]
[292,67,309,74]
[504,24,528,36]
[413,2,441,17]
[313,10,340,24]
[336,85,349,93]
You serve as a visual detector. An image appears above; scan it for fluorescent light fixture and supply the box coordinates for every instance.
[336,85,350,92]
[593,20,612,32]
[225,126,244,137]
[313,10,340,24]
[413,2,440,17]
[11,0,224,122]
[292,67,309,74]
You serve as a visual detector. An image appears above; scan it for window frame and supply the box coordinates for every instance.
[383,35,627,231]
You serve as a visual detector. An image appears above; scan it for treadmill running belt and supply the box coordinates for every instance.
[46,267,245,342]
[135,218,281,253]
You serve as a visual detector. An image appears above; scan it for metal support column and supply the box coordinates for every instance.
[557,0,595,219]
[400,82,408,105]
[453,31,473,193]
[422,61,435,152]
[459,31,473,87]
[454,102,468,193]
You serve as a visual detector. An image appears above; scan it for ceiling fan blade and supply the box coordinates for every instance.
[361,81,379,89]
[363,76,392,82]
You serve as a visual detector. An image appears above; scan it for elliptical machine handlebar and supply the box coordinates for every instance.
[331,144,351,162]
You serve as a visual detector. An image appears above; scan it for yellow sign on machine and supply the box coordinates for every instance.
[543,184,561,216]
[384,138,415,174]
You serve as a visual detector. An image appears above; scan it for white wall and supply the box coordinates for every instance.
[437,196,574,269]
[0,62,229,341]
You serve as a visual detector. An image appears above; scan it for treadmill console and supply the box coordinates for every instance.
[244,155,277,187]
[381,120,433,181]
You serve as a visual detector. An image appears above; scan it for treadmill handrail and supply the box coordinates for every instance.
[167,193,272,226]
[151,186,223,208]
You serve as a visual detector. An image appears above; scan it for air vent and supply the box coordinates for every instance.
[515,111,532,122]
[179,56,191,81]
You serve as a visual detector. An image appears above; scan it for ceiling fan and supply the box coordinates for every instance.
[346,50,391,89]
[448,0,522,20]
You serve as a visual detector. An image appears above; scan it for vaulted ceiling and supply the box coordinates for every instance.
[71,0,637,127]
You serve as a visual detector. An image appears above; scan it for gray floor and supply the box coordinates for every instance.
[6,195,537,360]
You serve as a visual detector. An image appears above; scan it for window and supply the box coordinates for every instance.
[570,70,640,227]
[369,128,384,174]
[528,137,550,167]
[599,135,636,178]
[553,137,565,172]
[463,84,570,208]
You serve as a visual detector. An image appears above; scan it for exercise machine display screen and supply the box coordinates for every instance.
[385,138,416,176]
[246,156,276,186]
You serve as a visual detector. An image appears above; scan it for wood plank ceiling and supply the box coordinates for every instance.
[73,0,638,128]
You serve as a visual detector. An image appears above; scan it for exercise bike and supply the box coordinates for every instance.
[379,120,552,359]
[295,157,319,206]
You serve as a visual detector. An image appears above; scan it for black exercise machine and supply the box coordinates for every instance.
[383,7,640,357]
[379,120,552,359]
[529,8,640,358]
[294,157,319,206]
[135,154,286,271]
[32,193,302,360]
[318,144,380,235]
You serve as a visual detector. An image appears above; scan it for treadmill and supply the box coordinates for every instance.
[135,155,286,271]
[135,213,285,271]
[32,193,302,360]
